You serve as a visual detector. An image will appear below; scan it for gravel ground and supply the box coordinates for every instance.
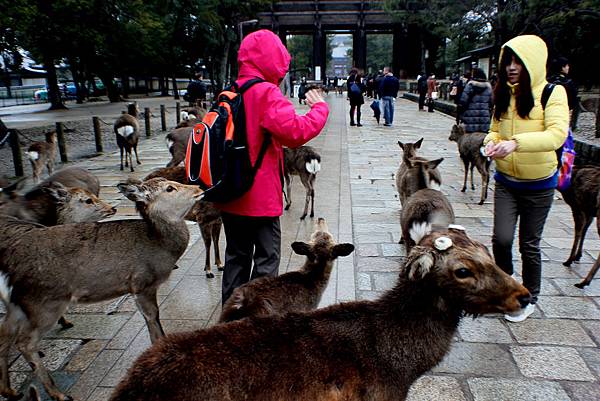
[0,114,173,179]
[573,111,599,144]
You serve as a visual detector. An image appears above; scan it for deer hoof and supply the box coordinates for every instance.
[478,200,484,205]
[310,212,314,218]
[120,166,124,171]
[461,187,466,193]
[300,215,307,220]
[58,317,74,330]
[63,395,74,401]
[38,351,45,358]
[206,272,215,279]
[137,160,142,165]
[563,260,573,267]
[217,266,224,272]
[574,280,589,289]
[284,205,291,210]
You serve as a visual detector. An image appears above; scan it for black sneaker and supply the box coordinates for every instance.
[350,122,356,126]
[357,123,363,127]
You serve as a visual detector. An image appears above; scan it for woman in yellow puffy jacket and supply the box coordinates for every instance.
[483,35,569,323]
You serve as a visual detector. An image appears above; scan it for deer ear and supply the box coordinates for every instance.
[117,181,147,203]
[427,158,444,169]
[42,182,70,203]
[404,247,435,280]
[291,241,312,256]
[332,243,355,258]
[414,138,423,148]
[397,141,405,150]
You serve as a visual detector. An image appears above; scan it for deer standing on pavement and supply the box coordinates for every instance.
[114,103,141,172]
[25,131,57,183]
[284,146,321,220]
[0,178,202,401]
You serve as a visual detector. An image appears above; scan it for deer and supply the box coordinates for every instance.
[144,166,223,278]
[396,155,443,208]
[114,103,141,172]
[284,146,321,220]
[219,217,354,323]
[25,131,57,183]
[175,107,207,129]
[559,165,600,288]
[395,138,423,191]
[110,227,530,401]
[448,124,491,205]
[165,127,191,167]
[0,178,203,401]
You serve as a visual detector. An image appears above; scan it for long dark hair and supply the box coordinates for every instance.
[493,47,534,121]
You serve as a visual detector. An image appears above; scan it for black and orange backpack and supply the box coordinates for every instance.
[185,78,270,202]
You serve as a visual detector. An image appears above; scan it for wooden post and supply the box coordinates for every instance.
[145,107,151,137]
[160,104,167,131]
[571,98,580,131]
[55,122,68,163]
[596,100,600,138]
[93,116,103,153]
[9,130,24,176]
[176,102,181,124]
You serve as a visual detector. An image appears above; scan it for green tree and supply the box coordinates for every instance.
[287,35,313,79]
[367,34,393,73]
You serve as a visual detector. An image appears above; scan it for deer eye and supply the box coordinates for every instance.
[455,268,473,279]
[85,198,93,204]
[166,186,175,192]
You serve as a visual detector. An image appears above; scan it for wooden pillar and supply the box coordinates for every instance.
[93,116,103,153]
[160,105,167,131]
[9,130,24,176]
[55,122,68,163]
[176,102,181,124]
[353,28,367,72]
[144,107,151,137]
[312,26,326,81]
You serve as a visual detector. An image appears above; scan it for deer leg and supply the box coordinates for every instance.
[57,316,73,330]
[564,211,585,266]
[128,150,134,172]
[461,158,469,192]
[0,312,21,400]
[134,145,141,165]
[299,174,311,220]
[32,163,41,184]
[576,253,600,288]
[309,175,316,218]
[200,223,214,278]
[135,289,165,343]
[47,158,54,175]
[212,221,224,271]
[478,163,489,205]
[284,174,292,210]
[575,215,593,261]
[470,164,476,190]
[119,147,124,170]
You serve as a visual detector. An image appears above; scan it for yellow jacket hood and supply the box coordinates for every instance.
[501,35,548,89]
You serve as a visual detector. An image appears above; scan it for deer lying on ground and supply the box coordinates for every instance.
[0,178,202,401]
[219,217,354,322]
[559,165,600,288]
[449,124,491,205]
[110,228,530,401]
[401,188,455,252]
[114,103,141,172]
[396,154,443,207]
[25,131,57,183]
[145,166,223,277]
[0,167,115,226]
[395,138,423,195]
[284,146,321,220]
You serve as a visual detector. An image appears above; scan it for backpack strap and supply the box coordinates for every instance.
[234,78,265,94]
[541,83,555,110]
[252,133,271,173]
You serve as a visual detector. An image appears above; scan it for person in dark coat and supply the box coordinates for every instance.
[417,72,428,110]
[379,67,400,126]
[347,69,365,126]
[548,56,578,112]
[298,77,307,104]
[458,67,493,133]
[186,73,207,106]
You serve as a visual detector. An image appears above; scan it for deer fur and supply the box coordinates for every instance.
[114,103,141,172]
[110,228,530,401]
[559,166,600,288]
[165,127,191,167]
[395,138,423,192]
[0,178,202,401]
[397,156,443,207]
[175,107,206,128]
[401,188,456,252]
[284,146,321,220]
[0,168,115,226]
[144,166,223,277]
[26,131,57,183]
[219,218,354,323]
[448,124,491,205]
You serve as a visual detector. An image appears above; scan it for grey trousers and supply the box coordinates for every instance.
[492,183,554,303]
[221,213,281,304]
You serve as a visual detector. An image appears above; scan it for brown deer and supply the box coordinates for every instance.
[559,165,600,288]
[0,178,202,401]
[25,131,57,183]
[284,146,321,220]
[114,103,141,172]
[395,138,423,190]
[144,166,223,277]
[175,107,207,128]
[110,228,530,401]
[219,217,354,322]
[448,124,491,205]
[165,127,191,167]
[397,156,443,207]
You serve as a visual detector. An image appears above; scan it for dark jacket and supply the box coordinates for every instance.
[186,80,207,101]
[548,73,578,111]
[380,75,400,98]
[459,79,493,133]
[347,74,365,105]
[417,76,428,94]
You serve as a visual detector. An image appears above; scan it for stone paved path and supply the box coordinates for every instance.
[1,95,599,400]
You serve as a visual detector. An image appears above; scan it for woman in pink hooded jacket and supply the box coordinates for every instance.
[218,30,329,303]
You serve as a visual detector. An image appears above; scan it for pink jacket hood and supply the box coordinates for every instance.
[238,30,291,84]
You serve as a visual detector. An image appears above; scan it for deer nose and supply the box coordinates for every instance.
[518,294,531,309]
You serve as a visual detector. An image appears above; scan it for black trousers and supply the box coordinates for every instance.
[221,213,281,304]
[492,183,554,303]
[418,92,426,110]
[350,104,361,124]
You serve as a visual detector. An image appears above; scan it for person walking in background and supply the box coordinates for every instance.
[458,67,493,132]
[483,35,569,322]
[379,67,400,126]
[185,73,207,106]
[347,68,365,126]
[454,71,470,123]
[375,70,385,99]
[548,57,578,114]
[218,30,329,304]
[298,77,307,104]
[417,72,428,111]
[426,74,437,112]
